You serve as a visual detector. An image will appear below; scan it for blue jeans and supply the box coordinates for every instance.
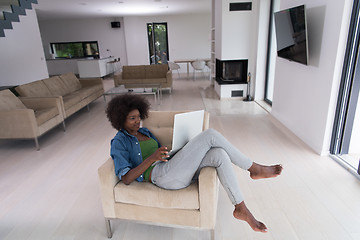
[151,128,253,205]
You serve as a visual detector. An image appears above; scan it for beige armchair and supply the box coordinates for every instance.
[98,111,219,239]
[0,89,65,150]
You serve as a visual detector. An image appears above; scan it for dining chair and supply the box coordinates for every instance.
[206,60,212,80]
[168,61,181,78]
[191,60,206,80]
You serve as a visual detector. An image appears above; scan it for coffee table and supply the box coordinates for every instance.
[103,84,161,105]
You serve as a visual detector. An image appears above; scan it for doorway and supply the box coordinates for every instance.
[147,22,169,65]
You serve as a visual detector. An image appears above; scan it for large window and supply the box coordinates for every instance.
[330,0,360,175]
[50,41,99,59]
[147,23,169,64]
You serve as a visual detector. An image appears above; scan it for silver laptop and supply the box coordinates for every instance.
[153,110,204,163]
[169,110,205,155]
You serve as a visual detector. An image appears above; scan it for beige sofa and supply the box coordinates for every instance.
[15,72,104,119]
[0,89,65,150]
[98,111,219,239]
[114,64,173,93]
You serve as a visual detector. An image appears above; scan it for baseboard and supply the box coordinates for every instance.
[267,113,322,156]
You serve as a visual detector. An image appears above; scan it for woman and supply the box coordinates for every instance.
[106,94,283,233]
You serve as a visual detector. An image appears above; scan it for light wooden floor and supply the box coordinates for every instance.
[1,76,360,240]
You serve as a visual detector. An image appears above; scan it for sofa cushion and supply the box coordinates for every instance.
[59,73,82,92]
[71,86,99,101]
[82,82,103,92]
[34,107,59,125]
[122,65,146,79]
[42,76,71,96]
[15,80,52,97]
[0,89,27,110]
[143,78,167,84]
[120,79,142,85]
[114,181,200,210]
[62,93,82,110]
[145,64,168,79]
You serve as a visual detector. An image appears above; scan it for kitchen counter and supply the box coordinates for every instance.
[77,57,115,78]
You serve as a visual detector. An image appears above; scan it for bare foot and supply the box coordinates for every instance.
[233,202,268,233]
[249,163,283,180]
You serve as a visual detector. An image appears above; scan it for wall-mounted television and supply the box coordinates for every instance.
[274,5,309,65]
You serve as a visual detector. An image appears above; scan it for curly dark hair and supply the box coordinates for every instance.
[106,94,150,131]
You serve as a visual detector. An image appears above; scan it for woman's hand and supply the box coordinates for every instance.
[122,146,169,185]
[150,146,169,163]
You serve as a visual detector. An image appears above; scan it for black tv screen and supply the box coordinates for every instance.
[274,5,309,65]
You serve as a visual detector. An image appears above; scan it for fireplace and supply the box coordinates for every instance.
[216,59,248,84]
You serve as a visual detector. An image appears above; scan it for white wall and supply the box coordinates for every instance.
[219,0,259,61]
[219,0,253,60]
[0,9,48,86]
[46,59,80,75]
[254,0,271,100]
[38,17,128,68]
[123,13,211,71]
[215,0,260,96]
[214,0,222,60]
[271,0,353,155]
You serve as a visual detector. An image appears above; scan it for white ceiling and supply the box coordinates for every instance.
[34,0,212,21]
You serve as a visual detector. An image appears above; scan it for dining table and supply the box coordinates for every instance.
[174,58,211,79]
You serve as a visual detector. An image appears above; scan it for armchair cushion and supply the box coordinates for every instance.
[114,181,200,210]
[34,107,60,125]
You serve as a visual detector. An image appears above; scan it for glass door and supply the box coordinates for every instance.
[330,0,360,175]
[264,0,280,105]
[147,22,169,65]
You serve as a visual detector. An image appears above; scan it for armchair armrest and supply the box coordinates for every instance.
[113,72,122,87]
[98,158,120,218]
[203,111,210,130]
[0,109,38,138]
[198,167,219,229]
[19,96,65,121]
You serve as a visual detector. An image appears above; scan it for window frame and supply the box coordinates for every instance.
[50,41,100,59]
[147,22,169,64]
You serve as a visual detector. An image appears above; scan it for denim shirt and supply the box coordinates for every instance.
[110,127,161,182]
